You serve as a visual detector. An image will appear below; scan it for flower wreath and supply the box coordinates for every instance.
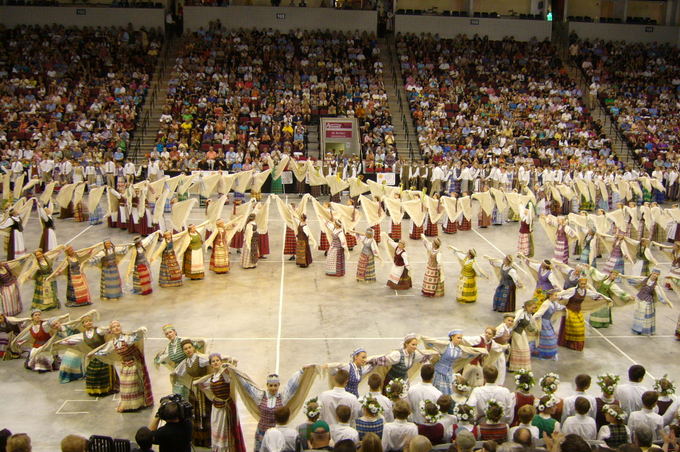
[453,373,471,393]
[515,369,535,392]
[539,372,560,394]
[596,373,620,396]
[303,397,321,418]
[485,398,505,420]
[534,395,557,412]
[603,404,627,422]
[385,378,408,399]
[653,375,676,396]
[419,399,442,424]
[453,403,474,423]
[359,395,384,416]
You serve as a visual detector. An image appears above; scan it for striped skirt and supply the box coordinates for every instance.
[589,306,612,328]
[558,310,585,351]
[389,222,402,240]
[258,232,270,256]
[326,245,345,276]
[632,300,656,335]
[604,249,625,274]
[31,277,59,311]
[492,282,515,312]
[356,251,376,282]
[510,331,532,371]
[425,218,439,237]
[58,350,84,383]
[89,205,103,225]
[371,224,382,243]
[296,239,313,268]
[74,202,89,222]
[456,267,477,303]
[533,320,559,360]
[491,207,504,225]
[119,361,149,411]
[409,224,423,240]
[554,238,569,264]
[284,228,296,254]
[318,232,330,251]
[101,263,123,299]
[66,274,92,307]
[518,233,533,257]
[211,399,245,452]
[443,218,457,234]
[0,283,22,316]
[133,263,153,295]
[183,249,205,280]
[345,233,357,249]
[86,357,119,396]
[210,245,230,274]
[422,265,444,297]
[159,252,183,287]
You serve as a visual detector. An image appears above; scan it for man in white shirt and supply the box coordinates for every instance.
[318,369,361,425]
[561,374,597,421]
[382,400,418,452]
[259,406,297,452]
[148,159,161,182]
[407,364,442,424]
[124,160,136,185]
[39,158,54,183]
[562,397,597,440]
[364,374,394,422]
[508,405,540,441]
[330,405,359,445]
[615,365,650,415]
[104,159,116,187]
[628,391,664,443]
[467,365,515,424]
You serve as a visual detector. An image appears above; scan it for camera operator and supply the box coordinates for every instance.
[148,400,192,452]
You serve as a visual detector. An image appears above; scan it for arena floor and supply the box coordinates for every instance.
[1,194,679,452]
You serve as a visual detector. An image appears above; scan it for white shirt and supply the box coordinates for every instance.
[318,387,361,425]
[382,419,418,452]
[562,414,597,440]
[331,423,359,445]
[628,408,664,442]
[407,382,442,424]
[615,382,650,414]
[104,161,116,174]
[260,425,297,452]
[508,423,540,441]
[561,392,597,422]
[468,383,515,424]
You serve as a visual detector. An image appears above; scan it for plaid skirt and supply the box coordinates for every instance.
[425,218,439,237]
[230,231,244,250]
[356,251,376,282]
[389,222,402,240]
[133,263,153,295]
[509,332,532,371]
[372,224,382,243]
[632,300,656,335]
[74,202,89,222]
[443,218,457,234]
[433,370,453,395]
[31,275,60,311]
[284,228,296,254]
[458,217,472,231]
[492,282,515,312]
[533,320,558,360]
[558,310,585,351]
[318,232,330,251]
[119,360,151,411]
[258,232,270,256]
[478,211,491,228]
[518,232,533,257]
[409,224,423,240]
[89,205,103,225]
[86,357,119,396]
[345,233,357,249]
[326,244,345,276]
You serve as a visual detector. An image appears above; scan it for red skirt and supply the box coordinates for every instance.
[345,233,357,249]
[459,217,472,231]
[284,227,296,255]
[258,232,270,256]
[425,218,439,237]
[230,231,244,249]
[127,214,136,233]
[371,224,381,243]
[443,219,457,234]
[409,224,423,240]
[389,222,402,240]
[318,232,330,251]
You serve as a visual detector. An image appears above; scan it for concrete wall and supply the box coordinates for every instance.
[568,21,679,44]
[395,15,552,41]
[0,5,164,29]
[475,0,531,15]
[183,5,377,32]
[396,0,466,13]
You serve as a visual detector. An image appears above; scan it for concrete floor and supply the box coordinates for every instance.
[1,194,679,451]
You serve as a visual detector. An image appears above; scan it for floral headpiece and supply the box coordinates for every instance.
[603,404,627,422]
[303,397,321,419]
[515,369,535,392]
[485,399,505,421]
[385,378,408,400]
[534,395,557,412]
[359,396,384,416]
[539,372,560,394]
[653,375,676,396]
[453,373,471,394]
[596,373,620,396]
[419,399,441,424]
[453,403,474,423]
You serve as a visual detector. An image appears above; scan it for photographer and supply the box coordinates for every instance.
[149,398,192,452]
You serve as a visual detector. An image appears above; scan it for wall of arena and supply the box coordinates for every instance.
[394,15,552,41]
[568,21,680,44]
[183,5,377,32]
[0,5,164,29]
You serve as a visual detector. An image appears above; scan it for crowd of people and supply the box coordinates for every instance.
[571,39,680,167]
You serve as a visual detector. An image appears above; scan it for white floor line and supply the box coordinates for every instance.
[471,228,507,257]
[274,196,287,374]
[65,225,94,245]
[586,324,656,380]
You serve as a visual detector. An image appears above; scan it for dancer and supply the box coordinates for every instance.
[37,202,57,252]
[531,290,566,361]
[325,348,377,397]
[154,325,205,398]
[12,310,69,372]
[556,278,611,351]
[517,202,535,257]
[89,241,125,300]
[48,244,101,307]
[325,220,347,277]
[384,236,412,290]
[52,310,101,384]
[509,300,538,372]
[90,321,153,412]
[518,256,559,304]
[194,356,246,452]
[420,330,486,395]
[585,266,633,328]
[16,248,60,312]
[173,339,212,447]
[449,246,488,304]
[356,228,379,282]
[370,334,437,391]
[486,255,523,312]
[540,215,576,264]
[183,224,207,279]
[601,232,631,274]
[295,214,315,268]
[128,235,156,296]
[241,214,260,269]
[230,366,317,452]
[154,231,184,287]
[0,313,22,359]
[625,269,673,336]
[0,206,30,260]
[421,237,444,297]
[207,220,232,274]
[56,312,119,397]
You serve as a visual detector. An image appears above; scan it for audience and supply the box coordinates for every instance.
[6,434,30,452]
[60,435,88,452]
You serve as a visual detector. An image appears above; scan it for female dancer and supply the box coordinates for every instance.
[183,224,206,279]
[509,300,538,372]
[625,269,673,335]
[556,278,611,351]
[486,255,523,312]
[12,310,69,372]
[90,241,125,300]
[325,348,377,397]
[369,333,438,391]
[449,246,488,304]
[356,228,379,282]
[518,256,559,304]
[422,237,444,297]
[194,356,246,452]
[129,236,155,296]
[91,320,153,412]
[295,214,315,268]
[586,266,633,328]
[531,290,566,360]
[153,231,183,288]
[385,238,412,290]
[173,340,212,447]
[48,244,101,307]
[241,214,260,269]
[21,247,63,311]
[325,220,347,277]
[154,325,205,398]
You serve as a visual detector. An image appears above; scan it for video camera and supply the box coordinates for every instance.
[157,393,193,421]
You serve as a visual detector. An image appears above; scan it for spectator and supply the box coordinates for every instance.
[307,421,332,451]
[0,429,11,452]
[628,392,663,443]
[261,406,298,452]
[405,435,431,452]
[318,370,361,425]
[297,398,321,451]
[454,430,476,452]
[408,364,442,424]
[562,375,597,421]
[334,439,357,452]
[382,400,417,452]
[632,424,654,452]
[562,397,597,440]
[508,405,539,441]
[512,428,533,448]
[597,404,631,448]
[331,405,359,445]
[468,366,515,424]
[132,427,154,452]
[615,365,650,415]
[6,434,30,452]
[364,374,394,423]
[360,432,383,452]
[60,435,88,452]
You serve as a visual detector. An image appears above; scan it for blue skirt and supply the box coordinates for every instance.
[533,321,558,360]
[493,283,515,312]
[433,370,453,395]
